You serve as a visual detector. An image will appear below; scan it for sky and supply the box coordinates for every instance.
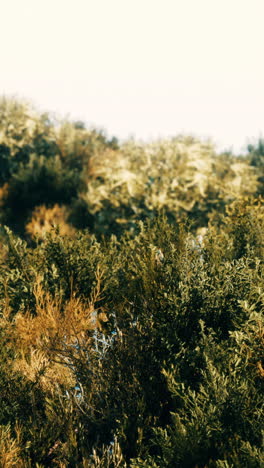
[1,0,264,153]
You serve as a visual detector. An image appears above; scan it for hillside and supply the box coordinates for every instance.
[0,97,263,467]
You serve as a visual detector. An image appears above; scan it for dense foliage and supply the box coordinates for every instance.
[0,98,263,467]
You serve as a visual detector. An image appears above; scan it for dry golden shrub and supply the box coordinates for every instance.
[0,182,9,207]
[12,271,106,391]
[13,349,75,391]
[88,436,126,468]
[0,424,24,467]
[25,204,76,240]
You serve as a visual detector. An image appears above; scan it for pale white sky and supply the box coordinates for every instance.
[1,0,264,153]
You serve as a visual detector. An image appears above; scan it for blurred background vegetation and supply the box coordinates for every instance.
[0,97,263,467]
[1,96,263,241]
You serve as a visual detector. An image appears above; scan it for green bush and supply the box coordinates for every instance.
[0,202,263,466]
